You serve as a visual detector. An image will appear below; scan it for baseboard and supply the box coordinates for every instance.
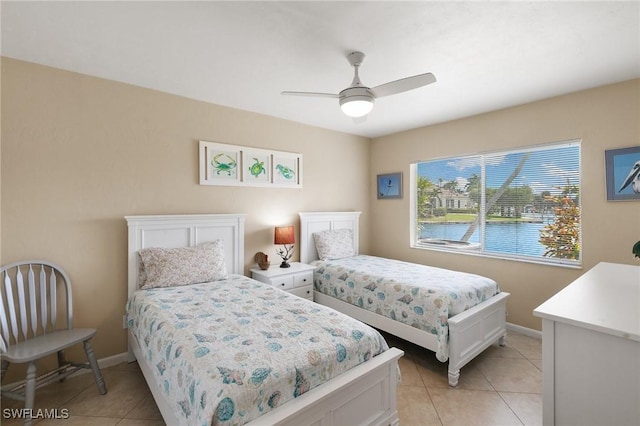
[506,322,541,339]
[98,352,129,368]
[68,352,128,379]
[60,352,129,380]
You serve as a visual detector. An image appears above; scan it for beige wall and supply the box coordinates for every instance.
[1,57,2,262]
[0,58,371,373]
[370,78,640,330]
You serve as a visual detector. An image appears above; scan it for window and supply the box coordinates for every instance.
[411,141,581,266]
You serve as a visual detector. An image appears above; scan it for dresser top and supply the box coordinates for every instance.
[534,262,640,341]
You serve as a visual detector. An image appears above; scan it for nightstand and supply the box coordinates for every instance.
[250,262,316,301]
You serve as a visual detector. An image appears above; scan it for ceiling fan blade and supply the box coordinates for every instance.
[281,91,339,99]
[371,72,436,98]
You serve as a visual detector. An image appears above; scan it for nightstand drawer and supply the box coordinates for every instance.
[289,285,313,301]
[293,271,313,288]
[249,263,317,299]
[271,276,294,290]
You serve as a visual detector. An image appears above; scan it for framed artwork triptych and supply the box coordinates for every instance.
[199,141,302,188]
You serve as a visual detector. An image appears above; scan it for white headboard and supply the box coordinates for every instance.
[299,212,361,264]
[125,214,246,297]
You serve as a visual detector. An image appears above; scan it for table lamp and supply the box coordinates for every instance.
[274,226,295,268]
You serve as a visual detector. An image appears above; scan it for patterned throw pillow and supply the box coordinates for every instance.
[313,229,355,260]
[138,240,227,289]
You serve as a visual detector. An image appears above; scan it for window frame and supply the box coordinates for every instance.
[409,140,582,268]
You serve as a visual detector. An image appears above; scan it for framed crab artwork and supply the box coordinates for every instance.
[199,141,241,185]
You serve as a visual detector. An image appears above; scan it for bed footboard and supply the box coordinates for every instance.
[251,347,403,426]
[447,292,509,386]
[315,290,509,387]
[130,328,403,426]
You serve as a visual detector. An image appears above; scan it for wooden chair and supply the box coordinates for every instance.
[0,261,107,424]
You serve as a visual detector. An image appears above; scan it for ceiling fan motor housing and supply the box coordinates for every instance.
[339,87,375,117]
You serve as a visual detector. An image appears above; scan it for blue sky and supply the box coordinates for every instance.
[417,145,580,195]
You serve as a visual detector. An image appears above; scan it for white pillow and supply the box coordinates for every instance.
[313,229,355,260]
[138,240,228,289]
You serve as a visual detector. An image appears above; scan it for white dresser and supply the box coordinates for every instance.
[250,262,315,301]
[533,262,640,426]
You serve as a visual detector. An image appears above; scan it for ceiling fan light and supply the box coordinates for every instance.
[339,96,374,118]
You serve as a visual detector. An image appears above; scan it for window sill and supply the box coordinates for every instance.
[411,242,583,269]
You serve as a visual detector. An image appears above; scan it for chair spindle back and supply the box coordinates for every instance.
[0,261,73,352]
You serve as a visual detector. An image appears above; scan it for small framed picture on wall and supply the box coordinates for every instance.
[605,145,640,201]
[200,141,241,186]
[243,150,270,184]
[377,172,402,199]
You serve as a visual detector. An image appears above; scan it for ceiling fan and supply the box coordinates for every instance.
[281,51,436,118]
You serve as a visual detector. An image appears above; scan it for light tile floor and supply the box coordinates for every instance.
[1,332,542,425]
[388,332,542,426]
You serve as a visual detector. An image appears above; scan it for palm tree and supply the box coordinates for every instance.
[461,153,531,241]
[428,186,442,216]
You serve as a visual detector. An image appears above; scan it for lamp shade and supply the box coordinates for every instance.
[274,226,295,245]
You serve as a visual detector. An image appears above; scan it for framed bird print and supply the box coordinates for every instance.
[605,145,640,201]
[377,172,402,199]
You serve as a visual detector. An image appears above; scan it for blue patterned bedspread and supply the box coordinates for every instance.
[312,255,499,362]
[126,275,389,426]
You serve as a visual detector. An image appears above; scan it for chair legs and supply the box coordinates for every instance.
[83,340,107,395]
[57,350,67,382]
[1,359,36,426]
[0,345,106,426]
[24,362,36,426]
[1,359,8,382]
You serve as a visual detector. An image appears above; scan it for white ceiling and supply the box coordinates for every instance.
[2,1,639,138]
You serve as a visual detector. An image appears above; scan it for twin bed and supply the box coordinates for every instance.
[125,214,402,426]
[299,212,509,387]
[125,212,508,425]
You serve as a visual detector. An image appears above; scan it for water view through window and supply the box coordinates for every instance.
[412,141,581,266]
